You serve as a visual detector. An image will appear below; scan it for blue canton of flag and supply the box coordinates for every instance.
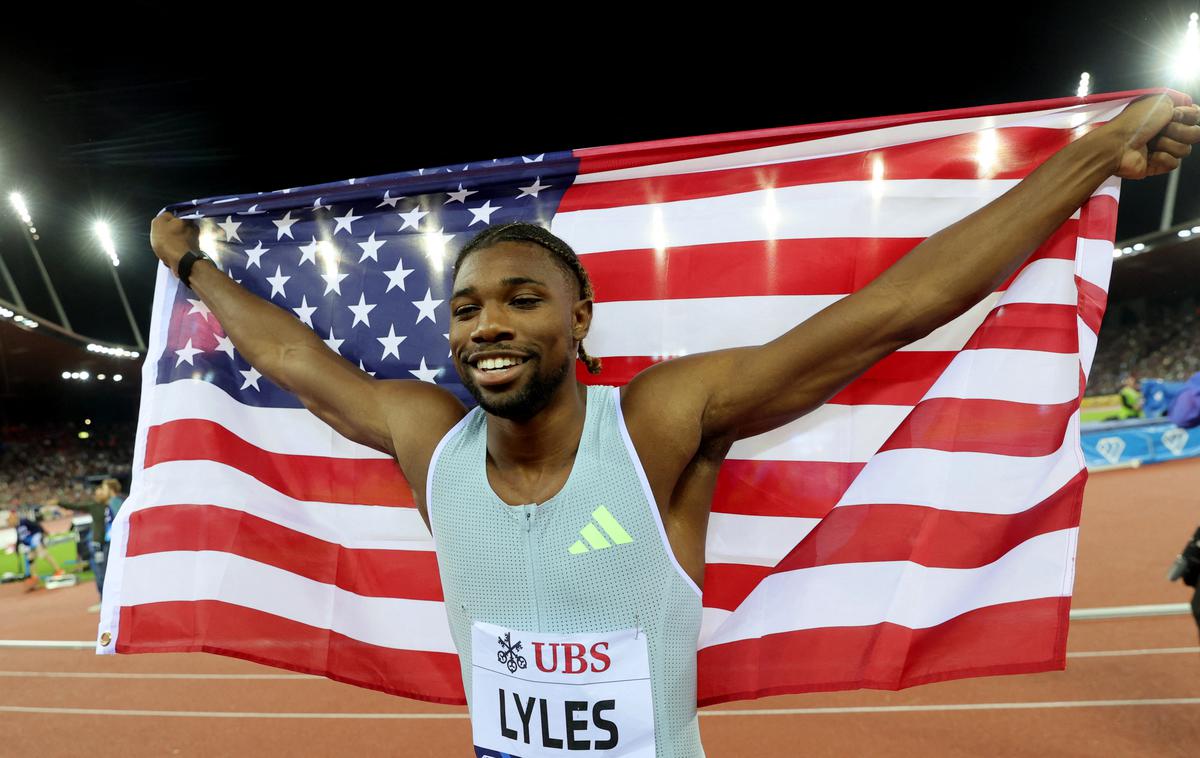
[158,153,577,409]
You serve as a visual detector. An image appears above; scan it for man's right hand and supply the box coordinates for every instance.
[150,212,200,274]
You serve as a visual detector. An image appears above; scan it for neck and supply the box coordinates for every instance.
[485,379,588,471]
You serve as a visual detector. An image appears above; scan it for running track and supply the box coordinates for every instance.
[4,458,1199,757]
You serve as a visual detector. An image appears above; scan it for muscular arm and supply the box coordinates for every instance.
[151,216,465,495]
[626,95,1200,451]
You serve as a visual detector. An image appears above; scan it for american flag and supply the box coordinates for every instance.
[99,90,1140,706]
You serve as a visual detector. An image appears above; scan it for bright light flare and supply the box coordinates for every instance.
[976,128,999,178]
[761,188,782,238]
[1076,72,1091,98]
[317,240,340,277]
[8,192,31,224]
[94,221,120,266]
[1174,13,1200,80]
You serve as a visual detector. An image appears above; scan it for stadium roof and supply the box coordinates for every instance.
[1111,217,1200,302]
[0,296,141,402]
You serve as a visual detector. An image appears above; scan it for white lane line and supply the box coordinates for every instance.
[1067,647,1200,659]
[1,648,1196,682]
[5,699,1200,719]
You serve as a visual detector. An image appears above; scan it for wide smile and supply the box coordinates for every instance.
[468,355,530,388]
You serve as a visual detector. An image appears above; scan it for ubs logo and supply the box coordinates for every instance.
[532,641,612,674]
[496,632,527,674]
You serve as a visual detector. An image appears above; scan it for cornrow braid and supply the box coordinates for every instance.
[455,221,602,374]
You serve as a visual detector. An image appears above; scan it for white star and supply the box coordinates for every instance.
[522,154,545,163]
[409,358,440,384]
[333,208,362,235]
[321,268,348,296]
[467,200,502,226]
[273,210,299,240]
[517,177,551,199]
[266,266,291,299]
[324,328,345,354]
[226,269,242,285]
[444,183,478,205]
[174,339,203,367]
[313,196,331,211]
[215,334,236,359]
[412,288,443,324]
[240,367,263,391]
[397,206,429,232]
[356,231,386,262]
[376,324,406,360]
[358,360,376,378]
[239,204,265,215]
[383,258,414,292]
[444,332,452,358]
[245,241,269,269]
[186,298,212,320]
[298,237,320,266]
[347,293,377,328]
[292,295,317,328]
[217,216,243,242]
[376,190,404,209]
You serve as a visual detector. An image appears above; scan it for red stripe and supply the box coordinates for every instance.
[879,398,1078,456]
[573,88,1159,176]
[566,128,1071,212]
[696,596,1069,706]
[125,504,443,601]
[1076,276,1108,335]
[144,419,413,507]
[960,302,1079,354]
[582,219,1080,303]
[702,471,1085,611]
[1078,194,1118,240]
[117,601,465,705]
[710,460,864,518]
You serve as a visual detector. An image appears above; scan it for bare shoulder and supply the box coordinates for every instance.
[375,380,468,498]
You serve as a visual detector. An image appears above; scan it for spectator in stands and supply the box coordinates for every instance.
[4,510,64,587]
[59,477,126,610]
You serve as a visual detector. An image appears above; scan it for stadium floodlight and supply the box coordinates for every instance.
[1133,243,1146,251]
[1076,72,1090,98]
[1179,229,1192,238]
[61,371,70,380]
[113,374,123,382]
[92,220,146,351]
[8,192,31,225]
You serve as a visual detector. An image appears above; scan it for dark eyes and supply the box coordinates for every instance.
[452,297,541,319]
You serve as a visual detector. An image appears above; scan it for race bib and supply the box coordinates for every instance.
[471,621,655,758]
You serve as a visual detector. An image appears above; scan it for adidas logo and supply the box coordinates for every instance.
[568,506,633,554]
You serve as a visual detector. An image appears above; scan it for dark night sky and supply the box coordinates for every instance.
[2,2,1199,346]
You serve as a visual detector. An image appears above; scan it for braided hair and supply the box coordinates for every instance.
[454,222,602,374]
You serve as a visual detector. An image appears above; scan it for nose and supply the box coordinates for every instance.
[470,304,515,344]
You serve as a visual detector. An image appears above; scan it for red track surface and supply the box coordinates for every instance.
[4,459,1200,757]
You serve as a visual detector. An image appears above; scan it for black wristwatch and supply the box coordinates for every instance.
[176,250,214,289]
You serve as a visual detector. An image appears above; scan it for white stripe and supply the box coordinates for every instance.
[923,349,1080,405]
[728,404,907,463]
[147,379,390,459]
[1078,316,1098,379]
[555,180,1020,255]
[836,416,1082,513]
[706,514,819,567]
[1075,237,1114,293]
[120,551,456,653]
[138,462,433,549]
[699,528,1076,648]
[575,101,1130,185]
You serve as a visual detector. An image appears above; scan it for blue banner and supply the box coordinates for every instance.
[1080,420,1200,468]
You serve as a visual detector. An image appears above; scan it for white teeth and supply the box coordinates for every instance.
[477,357,522,371]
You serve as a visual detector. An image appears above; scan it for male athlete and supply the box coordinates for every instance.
[150,96,1200,757]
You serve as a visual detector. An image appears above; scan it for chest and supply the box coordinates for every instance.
[485,458,576,507]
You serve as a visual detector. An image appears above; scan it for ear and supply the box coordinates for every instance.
[572,299,593,345]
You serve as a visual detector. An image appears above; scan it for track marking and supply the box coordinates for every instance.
[4,699,1200,719]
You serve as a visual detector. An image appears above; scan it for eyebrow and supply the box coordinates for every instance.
[451,277,548,300]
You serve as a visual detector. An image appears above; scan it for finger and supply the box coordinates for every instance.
[1151,136,1193,159]
[1160,121,1200,144]
[1175,104,1200,125]
[1148,151,1182,176]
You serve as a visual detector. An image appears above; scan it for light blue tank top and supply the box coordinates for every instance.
[428,384,704,757]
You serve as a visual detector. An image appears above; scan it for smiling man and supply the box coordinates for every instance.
[150,95,1200,757]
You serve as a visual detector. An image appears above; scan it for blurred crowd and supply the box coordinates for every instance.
[0,422,134,509]
[1088,300,1200,396]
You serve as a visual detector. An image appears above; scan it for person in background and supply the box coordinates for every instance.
[59,477,126,611]
[4,509,64,588]
[1119,374,1145,419]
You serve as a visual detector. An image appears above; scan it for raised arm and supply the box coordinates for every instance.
[149,214,466,488]
[626,95,1200,446]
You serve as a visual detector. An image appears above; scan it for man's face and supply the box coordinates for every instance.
[449,242,590,421]
[93,485,108,504]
